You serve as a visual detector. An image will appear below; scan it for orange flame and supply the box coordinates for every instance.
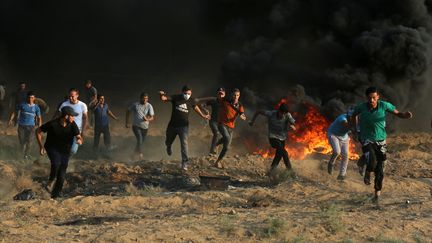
[246,101,359,160]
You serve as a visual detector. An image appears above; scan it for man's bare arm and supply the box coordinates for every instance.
[81,112,88,137]
[391,109,412,119]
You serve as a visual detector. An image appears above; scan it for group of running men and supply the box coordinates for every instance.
[5,81,412,201]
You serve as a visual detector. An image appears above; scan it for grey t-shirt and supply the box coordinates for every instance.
[128,102,154,129]
[264,110,295,141]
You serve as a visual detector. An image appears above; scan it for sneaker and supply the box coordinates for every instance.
[288,169,298,179]
[181,161,188,171]
[372,191,381,203]
[364,172,371,185]
[214,160,225,169]
[44,180,54,192]
[327,162,333,175]
[337,174,345,181]
[166,146,172,156]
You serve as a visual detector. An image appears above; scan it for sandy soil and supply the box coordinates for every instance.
[0,122,431,242]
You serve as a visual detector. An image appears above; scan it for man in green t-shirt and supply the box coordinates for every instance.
[352,87,412,202]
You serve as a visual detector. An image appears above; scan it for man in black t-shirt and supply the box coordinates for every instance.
[159,85,209,170]
[36,106,83,199]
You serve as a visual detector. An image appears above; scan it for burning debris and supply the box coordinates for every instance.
[243,99,360,160]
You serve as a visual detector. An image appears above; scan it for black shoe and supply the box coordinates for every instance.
[327,163,333,175]
[364,172,371,185]
[337,174,345,181]
[166,146,172,156]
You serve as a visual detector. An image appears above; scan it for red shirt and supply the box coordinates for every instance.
[218,99,244,129]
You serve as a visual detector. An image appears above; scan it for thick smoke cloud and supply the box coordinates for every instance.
[210,0,432,120]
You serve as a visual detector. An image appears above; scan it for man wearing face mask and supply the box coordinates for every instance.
[159,85,210,170]
[36,106,82,199]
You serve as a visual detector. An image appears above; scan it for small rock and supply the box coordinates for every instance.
[229,209,237,215]
[245,230,255,237]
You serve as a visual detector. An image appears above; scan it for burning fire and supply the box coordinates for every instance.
[246,100,360,160]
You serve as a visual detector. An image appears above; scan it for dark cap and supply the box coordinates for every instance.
[61,106,79,116]
[216,87,225,92]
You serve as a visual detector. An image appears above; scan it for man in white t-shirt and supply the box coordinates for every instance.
[58,88,88,155]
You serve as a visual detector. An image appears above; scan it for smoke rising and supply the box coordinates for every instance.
[212,0,432,122]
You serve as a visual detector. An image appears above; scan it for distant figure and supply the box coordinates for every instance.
[9,82,28,115]
[126,92,154,160]
[36,106,82,199]
[249,103,296,176]
[91,94,118,153]
[326,109,354,181]
[0,83,5,121]
[84,80,97,127]
[58,88,88,155]
[351,86,412,202]
[159,85,209,170]
[8,91,42,159]
[214,88,246,168]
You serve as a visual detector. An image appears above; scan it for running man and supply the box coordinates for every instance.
[91,94,118,153]
[8,91,42,159]
[351,86,412,202]
[196,87,226,156]
[159,85,209,170]
[36,106,82,199]
[9,82,28,113]
[326,109,354,181]
[58,88,88,155]
[126,92,154,159]
[249,103,296,175]
[214,88,246,168]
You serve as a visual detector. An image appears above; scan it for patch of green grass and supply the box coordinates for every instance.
[291,235,305,243]
[373,234,405,243]
[262,217,286,238]
[412,232,426,243]
[218,215,238,236]
[318,203,345,233]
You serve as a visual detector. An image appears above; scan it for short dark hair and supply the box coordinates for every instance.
[27,91,35,97]
[365,86,378,96]
[97,94,104,99]
[278,103,289,113]
[232,88,240,94]
[69,88,79,94]
[182,85,191,92]
[140,92,149,98]
[85,80,93,85]
[19,82,26,85]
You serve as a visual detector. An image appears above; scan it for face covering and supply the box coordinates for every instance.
[183,93,191,100]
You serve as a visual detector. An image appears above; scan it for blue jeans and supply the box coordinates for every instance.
[132,125,148,153]
[216,124,233,161]
[70,137,79,156]
[165,126,189,162]
[46,147,70,198]
[328,134,349,176]
[209,121,220,154]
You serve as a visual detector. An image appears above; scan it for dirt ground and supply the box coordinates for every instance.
[0,122,431,243]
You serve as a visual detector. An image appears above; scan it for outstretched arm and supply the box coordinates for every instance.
[159,91,170,102]
[248,110,265,126]
[193,105,210,120]
[391,109,412,119]
[108,110,119,120]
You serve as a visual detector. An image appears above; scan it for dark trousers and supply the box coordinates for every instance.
[18,125,35,154]
[209,121,220,154]
[46,148,70,198]
[362,143,387,191]
[269,138,292,170]
[216,124,233,161]
[165,126,189,162]
[93,125,111,150]
[132,125,148,153]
